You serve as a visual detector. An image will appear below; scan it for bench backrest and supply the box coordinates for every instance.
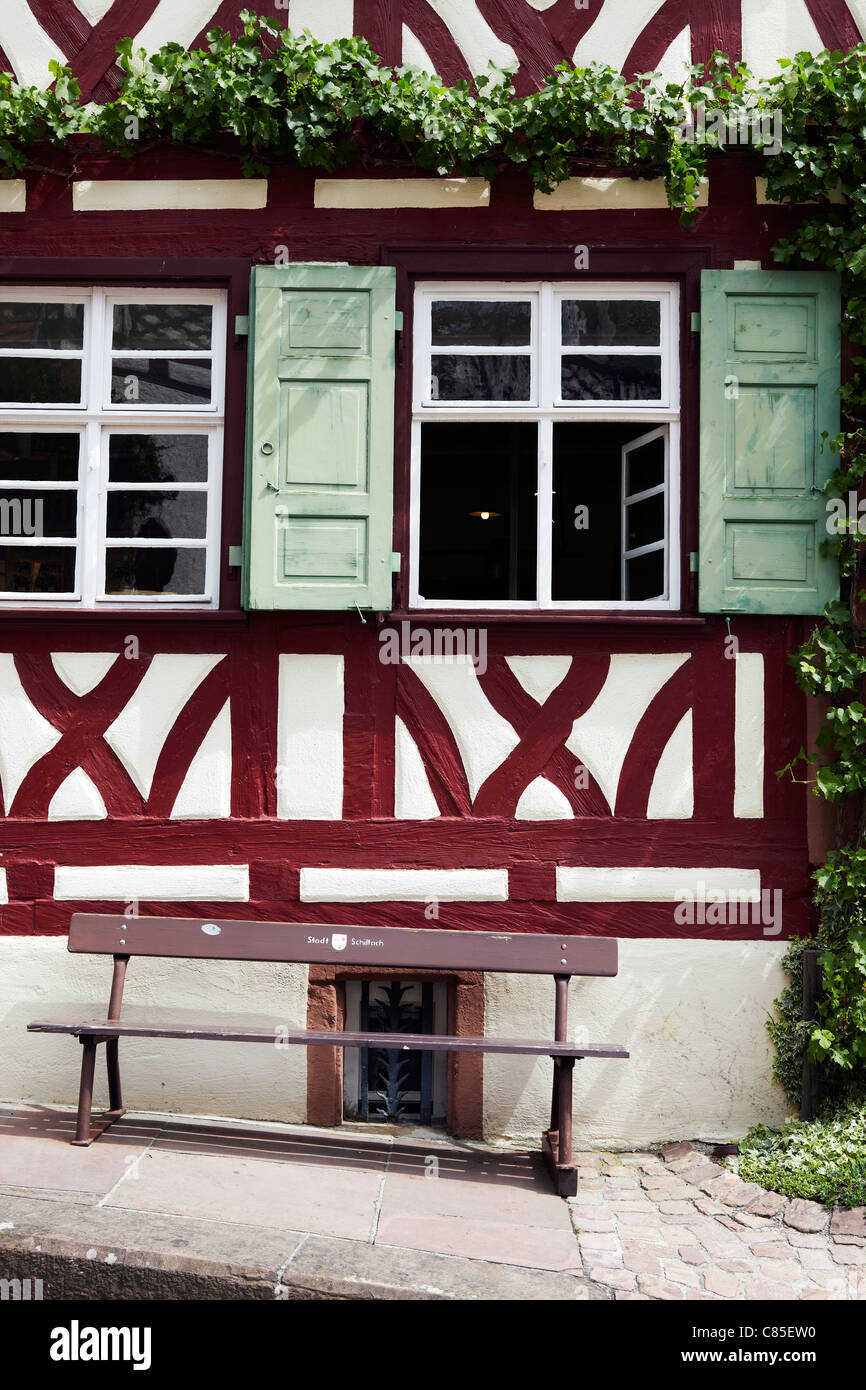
[68,914,617,977]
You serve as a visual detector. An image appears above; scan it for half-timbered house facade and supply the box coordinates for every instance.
[0,0,859,1145]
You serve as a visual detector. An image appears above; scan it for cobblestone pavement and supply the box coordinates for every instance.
[570,1142,866,1300]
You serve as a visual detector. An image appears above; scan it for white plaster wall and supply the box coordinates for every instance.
[483,940,792,1148]
[4,936,791,1146]
[1,937,308,1125]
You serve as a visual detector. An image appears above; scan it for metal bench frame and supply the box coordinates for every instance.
[28,913,629,1196]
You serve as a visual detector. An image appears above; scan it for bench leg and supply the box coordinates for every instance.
[106,1038,123,1113]
[70,1037,127,1147]
[72,1037,97,1146]
[557,1057,574,1169]
[542,1057,578,1198]
[549,1056,561,1133]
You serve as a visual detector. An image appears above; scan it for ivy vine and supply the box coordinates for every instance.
[0,13,865,1107]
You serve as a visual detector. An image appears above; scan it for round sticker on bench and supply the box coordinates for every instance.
[201,923,221,936]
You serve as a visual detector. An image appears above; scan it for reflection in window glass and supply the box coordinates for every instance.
[431,354,530,401]
[105,546,206,596]
[626,493,665,551]
[112,303,213,352]
[626,435,665,495]
[626,547,665,601]
[431,300,531,347]
[0,433,79,483]
[0,302,84,350]
[110,358,212,406]
[561,354,661,401]
[0,358,82,404]
[108,435,208,483]
[106,492,207,540]
[561,300,660,347]
[0,490,76,537]
[0,544,75,593]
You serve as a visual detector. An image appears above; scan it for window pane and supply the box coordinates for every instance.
[626,493,665,551]
[431,354,530,402]
[108,435,208,483]
[431,301,531,347]
[110,358,212,406]
[0,358,81,404]
[419,422,537,601]
[561,354,661,401]
[0,302,83,350]
[0,433,79,482]
[626,548,665,601]
[112,303,213,352]
[0,490,76,538]
[106,492,207,540]
[0,544,75,593]
[561,300,660,347]
[105,546,206,596]
[626,435,665,495]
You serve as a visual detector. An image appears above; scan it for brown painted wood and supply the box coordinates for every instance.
[28,1018,628,1058]
[541,1132,578,1197]
[67,913,619,976]
[73,1037,97,1146]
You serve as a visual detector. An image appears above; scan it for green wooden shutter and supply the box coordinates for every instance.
[242,264,397,610]
[699,268,840,614]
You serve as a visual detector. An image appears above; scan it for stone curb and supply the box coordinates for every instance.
[0,1194,604,1302]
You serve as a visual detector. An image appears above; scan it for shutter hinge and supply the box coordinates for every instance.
[234,315,249,336]
[690,312,700,333]
[689,551,699,572]
[395,311,404,332]
[228,545,243,567]
[391,551,401,572]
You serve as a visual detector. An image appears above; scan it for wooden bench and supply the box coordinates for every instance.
[28,913,629,1195]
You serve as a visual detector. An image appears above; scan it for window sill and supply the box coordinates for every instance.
[0,607,249,623]
[387,609,711,627]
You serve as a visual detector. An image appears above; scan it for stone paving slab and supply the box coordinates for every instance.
[0,1108,863,1301]
[100,1147,384,1242]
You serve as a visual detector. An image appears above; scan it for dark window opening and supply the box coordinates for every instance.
[419,422,537,601]
[419,422,667,604]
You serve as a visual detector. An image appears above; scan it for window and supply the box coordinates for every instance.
[342,980,447,1123]
[0,287,226,607]
[411,282,680,610]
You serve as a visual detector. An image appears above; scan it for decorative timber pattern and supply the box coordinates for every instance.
[0,2,863,98]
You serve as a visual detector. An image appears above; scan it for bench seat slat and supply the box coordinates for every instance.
[27,1019,628,1059]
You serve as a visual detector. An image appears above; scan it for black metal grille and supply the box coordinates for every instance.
[357,980,436,1123]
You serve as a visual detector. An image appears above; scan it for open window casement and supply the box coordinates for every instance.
[698,269,841,615]
[242,264,397,610]
[621,426,668,603]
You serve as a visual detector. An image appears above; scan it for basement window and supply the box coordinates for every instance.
[411,282,680,610]
[0,287,225,608]
[343,980,447,1124]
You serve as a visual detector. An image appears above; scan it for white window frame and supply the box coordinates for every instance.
[0,285,226,610]
[410,280,680,612]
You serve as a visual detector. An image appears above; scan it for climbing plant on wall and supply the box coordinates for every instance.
[0,12,864,1105]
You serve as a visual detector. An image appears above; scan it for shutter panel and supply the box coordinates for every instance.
[698,269,840,614]
[243,264,397,610]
